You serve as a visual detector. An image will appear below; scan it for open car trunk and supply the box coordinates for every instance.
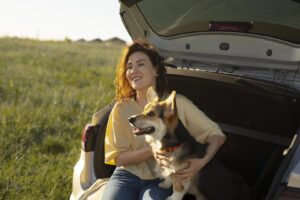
[91,66,300,200]
[165,67,300,199]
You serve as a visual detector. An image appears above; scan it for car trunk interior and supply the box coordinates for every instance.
[166,67,300,199]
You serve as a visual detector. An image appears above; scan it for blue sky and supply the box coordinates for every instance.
[0,0,131,42]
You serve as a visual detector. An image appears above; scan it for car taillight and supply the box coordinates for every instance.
[81,124,100,152]
[81,124,92,142]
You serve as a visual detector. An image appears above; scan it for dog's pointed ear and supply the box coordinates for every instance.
[164,90,176,117]
[147,87,159,102]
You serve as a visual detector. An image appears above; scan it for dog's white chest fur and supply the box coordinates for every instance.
[145,135,162,150]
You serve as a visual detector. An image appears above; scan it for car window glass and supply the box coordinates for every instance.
[137,0,300,44]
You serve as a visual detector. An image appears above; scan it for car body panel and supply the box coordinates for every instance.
[70,149,108,200]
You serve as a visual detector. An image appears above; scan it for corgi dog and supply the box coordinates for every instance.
[128,87,207,200]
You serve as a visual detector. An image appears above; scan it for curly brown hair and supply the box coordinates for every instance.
[114,40,168,101]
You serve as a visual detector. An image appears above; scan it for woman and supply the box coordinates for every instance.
[102,40,226,200]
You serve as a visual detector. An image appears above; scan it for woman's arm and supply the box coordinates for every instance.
[106,103,155,166]
[201,134,226,165]
[115,146,153,166]
[174,134,226,183]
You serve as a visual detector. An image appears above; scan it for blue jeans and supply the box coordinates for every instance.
[102,167,173,200]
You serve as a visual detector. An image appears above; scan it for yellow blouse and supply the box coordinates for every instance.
[104,94,225,180]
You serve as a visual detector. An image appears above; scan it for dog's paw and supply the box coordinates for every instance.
[165,195,180,200]
[165,196,173,200]
[166,194,183,200]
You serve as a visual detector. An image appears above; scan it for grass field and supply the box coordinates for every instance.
[0,37,125,199]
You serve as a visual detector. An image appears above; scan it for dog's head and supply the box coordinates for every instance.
[128,87,178,141]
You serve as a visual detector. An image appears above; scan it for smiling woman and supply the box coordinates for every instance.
[125,52,158,98]
[114,41,168,102]
[102,40,174,200]
[101,40,227,200]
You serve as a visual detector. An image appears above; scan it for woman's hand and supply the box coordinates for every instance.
[174,135,225,183]
[153,149,171,169]
[174,158,207,183]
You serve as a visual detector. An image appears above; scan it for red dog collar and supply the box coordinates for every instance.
[161,143,182,153]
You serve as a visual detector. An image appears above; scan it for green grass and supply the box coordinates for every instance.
[0,37,124,199]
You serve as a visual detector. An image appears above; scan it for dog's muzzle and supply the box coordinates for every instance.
[128,116,155,135]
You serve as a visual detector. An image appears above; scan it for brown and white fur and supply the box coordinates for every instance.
[128,87,207,200]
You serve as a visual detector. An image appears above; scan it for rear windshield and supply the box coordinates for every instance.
[137,0,300,44]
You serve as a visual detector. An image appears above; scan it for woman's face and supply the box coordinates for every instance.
[126,51,157,93]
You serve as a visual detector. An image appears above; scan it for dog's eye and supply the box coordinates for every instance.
[147,111,155,117]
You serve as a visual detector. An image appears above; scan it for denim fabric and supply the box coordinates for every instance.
[101,167,172,200]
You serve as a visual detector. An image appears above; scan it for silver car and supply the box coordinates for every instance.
[71,0,300,199]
